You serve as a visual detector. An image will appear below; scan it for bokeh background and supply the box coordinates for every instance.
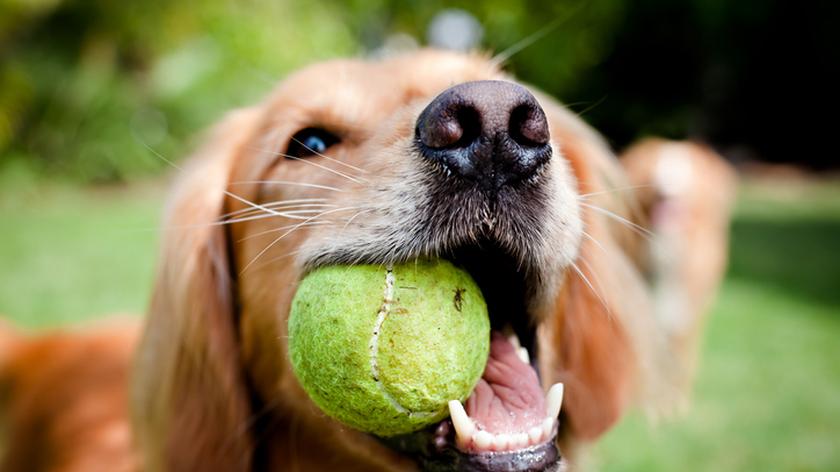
[1,0,838,470]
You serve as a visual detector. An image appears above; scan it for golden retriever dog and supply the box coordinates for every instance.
[0,50,736,471]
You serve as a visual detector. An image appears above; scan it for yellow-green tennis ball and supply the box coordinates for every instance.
[288,259,490,437]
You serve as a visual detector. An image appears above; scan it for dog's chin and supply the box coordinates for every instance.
[381,427,562,472]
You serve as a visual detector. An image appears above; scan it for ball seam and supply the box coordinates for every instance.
[368,264,438,420]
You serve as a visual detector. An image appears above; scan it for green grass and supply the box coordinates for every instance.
[593,179,840,471]
[0,177,165,328]
[1,176,838,470]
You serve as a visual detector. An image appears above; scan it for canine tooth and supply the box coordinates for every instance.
[448,400,476,440]
[474,430,493,450]
[512,432,530,449]
[541,417,555,439]
[504,325,522,350]
[545,382,564,420]
[493,433,511,451]
[517,347,530,364]
[528,426,543,444]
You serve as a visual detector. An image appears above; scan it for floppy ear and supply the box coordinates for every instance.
[132,107,262,471]
[538,103,669,444]
[547,220,647,442]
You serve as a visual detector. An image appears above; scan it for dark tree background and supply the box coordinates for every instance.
[568,0,839,170]
[343,0,839,169]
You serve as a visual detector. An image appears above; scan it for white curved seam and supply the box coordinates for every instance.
[369,266,409,414]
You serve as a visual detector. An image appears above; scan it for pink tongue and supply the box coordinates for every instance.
[465,332,546,434]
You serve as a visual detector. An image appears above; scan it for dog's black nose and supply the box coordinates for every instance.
[416,80,551,189]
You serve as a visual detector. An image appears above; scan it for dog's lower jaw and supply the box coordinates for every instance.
[381,424,565,472]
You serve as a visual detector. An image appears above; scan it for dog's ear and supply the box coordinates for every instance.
[548,229,643,442]
[132,107,261,471]
[539,108,666,444]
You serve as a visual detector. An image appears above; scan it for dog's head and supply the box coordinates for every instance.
[133,50,656,471]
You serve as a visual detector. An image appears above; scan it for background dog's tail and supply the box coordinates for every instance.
[621,139,738,407]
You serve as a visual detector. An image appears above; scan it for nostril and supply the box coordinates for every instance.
[418,114,462,149]
[419,104,482,149]
[508,104,550,147]
[416,80,552,189]
[453,106,482,148]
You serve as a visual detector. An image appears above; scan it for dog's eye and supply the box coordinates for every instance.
[286,128,340,158]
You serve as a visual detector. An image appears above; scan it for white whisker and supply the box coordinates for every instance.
[224,190,291,218]
[237,221,333,242]
[222,191,346,225]
[580,202,654,239]
[138,139,182,171]
[280,153,368,184]
[220,200,334,221]
[159,210,327,230]
[250,145,367,184]
[491,5,585,65]
[570,261,611,315]
[578,184,654,199]
[576,256,612,318]
[581,229,609,256]
[572,95,608,118]
[222,209,338,225]
[222,207,335,222]
[340,208,373,232]
[248,248,304,273]
[228,180,345,193]
[240,206,360,274]
[288,136,369,175]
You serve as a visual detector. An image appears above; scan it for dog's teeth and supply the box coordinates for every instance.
[468,428,546,452]
[528,426,544,444]
[517,347,530,364]
[474,430,493,450]
[503,327,529,363]
[492,433,510,451]
[448,400,476,442]
[545,382,564,420]
[504,325,521,350]
[541,417,555,439]
[455,434,472,451]
[512,432,530,449]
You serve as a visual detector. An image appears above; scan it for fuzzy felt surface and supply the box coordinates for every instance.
[288,259,489,436]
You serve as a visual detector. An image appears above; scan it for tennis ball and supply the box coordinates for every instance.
[288,259,490,437]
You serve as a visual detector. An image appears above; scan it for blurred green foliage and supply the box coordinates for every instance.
[328,0,626,93]
[0,0,634,183]
[0,0,357,182]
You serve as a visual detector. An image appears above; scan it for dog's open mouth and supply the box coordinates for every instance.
[382,243,564,471]
[449,333,562,451]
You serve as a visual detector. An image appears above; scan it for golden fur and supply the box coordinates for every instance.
[0,50,735,471]
[1,322,138,472]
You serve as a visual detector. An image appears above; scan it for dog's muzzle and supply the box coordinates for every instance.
[368,81,565,472]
